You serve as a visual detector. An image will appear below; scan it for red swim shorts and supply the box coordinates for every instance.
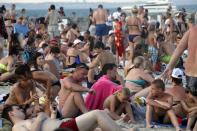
[59,118,79,131]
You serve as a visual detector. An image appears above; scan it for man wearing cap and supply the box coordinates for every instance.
[45,4,62,39]
[163,25,197,92]
[92,4,108,42]
[165,68,187,121]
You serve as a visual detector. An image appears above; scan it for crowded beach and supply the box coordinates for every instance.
[0,2,197,131]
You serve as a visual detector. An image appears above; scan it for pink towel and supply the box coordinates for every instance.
[85,75,122,110]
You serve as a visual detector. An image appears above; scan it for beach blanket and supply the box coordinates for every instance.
[85,75,122,110]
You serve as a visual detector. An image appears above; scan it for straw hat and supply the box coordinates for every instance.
[132,6,138,14]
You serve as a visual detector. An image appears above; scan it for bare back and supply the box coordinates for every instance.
[125,68,153,83]
[185,26,197,76]
[97,50,116,68]
[127,16,141,35]
[93,8,107,24]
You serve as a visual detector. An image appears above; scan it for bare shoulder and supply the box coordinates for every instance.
[164,93,173,99]
[12,123,27,131]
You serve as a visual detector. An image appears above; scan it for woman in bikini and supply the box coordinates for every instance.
[125,56,154,93]
[126,6,142,61]
[28,52,60,100]
[0,33,20,82]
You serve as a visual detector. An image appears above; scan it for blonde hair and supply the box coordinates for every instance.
[115,88,131,97]
[132,5,138,15]
[133,56,145,68]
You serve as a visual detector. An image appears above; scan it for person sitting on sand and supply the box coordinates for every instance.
[86,63,122,110]
[181,88,197,131]
[146,79,181,131]
[88,41,116,70]
[165,68,187,119]
[103,88,136,123]
[0,35,19,82]
[2,105,135,131]
[125,56,154,93]
[28,52,60,100]
[58,63,95,118]
[65,39,84,68]
[5,64,39,106]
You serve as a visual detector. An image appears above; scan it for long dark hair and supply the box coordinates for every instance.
[9,32,20,56]
[28,52,43,70]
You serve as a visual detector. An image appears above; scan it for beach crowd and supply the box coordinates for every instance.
[0,3,197,131]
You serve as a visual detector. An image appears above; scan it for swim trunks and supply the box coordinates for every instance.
[59,119,79,131]
[128,34,140,43]
[95,24,108,37]
[186,75,197,90]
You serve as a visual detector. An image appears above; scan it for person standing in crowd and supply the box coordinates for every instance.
[163,25,197,92]
[14,17,29,38]
[92,4,108,43]
[45,4,62,39]
[58,7,65,17]
[112,7,122,21]
[9,4,17,24]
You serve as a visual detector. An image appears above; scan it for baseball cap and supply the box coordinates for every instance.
[171,68,183,79]
[108,30,114,36]
[73,39,84,47]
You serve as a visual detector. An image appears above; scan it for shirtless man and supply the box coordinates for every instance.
[165,68,187,124]
[89,41,116,69]
[181,88,197,131]
[58,63,94,118]
[103,88,136,123]
[5,64,39,106]
[163,26,197,92]
[92,4,108,42]
[163,12,178,45]
[2,105,135,131]
[146,79,181,131]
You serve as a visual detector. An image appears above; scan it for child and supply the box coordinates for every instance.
[103,88,136,123]
[181,88,197,131]
[146,79,181,131]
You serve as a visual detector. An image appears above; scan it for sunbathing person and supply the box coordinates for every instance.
[103,88,136,123]
[28,52,60,100]
[88,41,116,69]
[2,105,135,131]
[5,64,39,106]
[125,56,154,92]
[59,63,95,118]
[0,34,19,82]
[165,68,187,119]
[146,79,181,131]
[181,88,197,131]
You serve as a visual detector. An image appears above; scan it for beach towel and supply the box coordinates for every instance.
[85,75,122,110]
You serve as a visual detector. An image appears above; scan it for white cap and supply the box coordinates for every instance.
[108,30,114,36]
[73,39,83,46]
[171,68,183,79]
